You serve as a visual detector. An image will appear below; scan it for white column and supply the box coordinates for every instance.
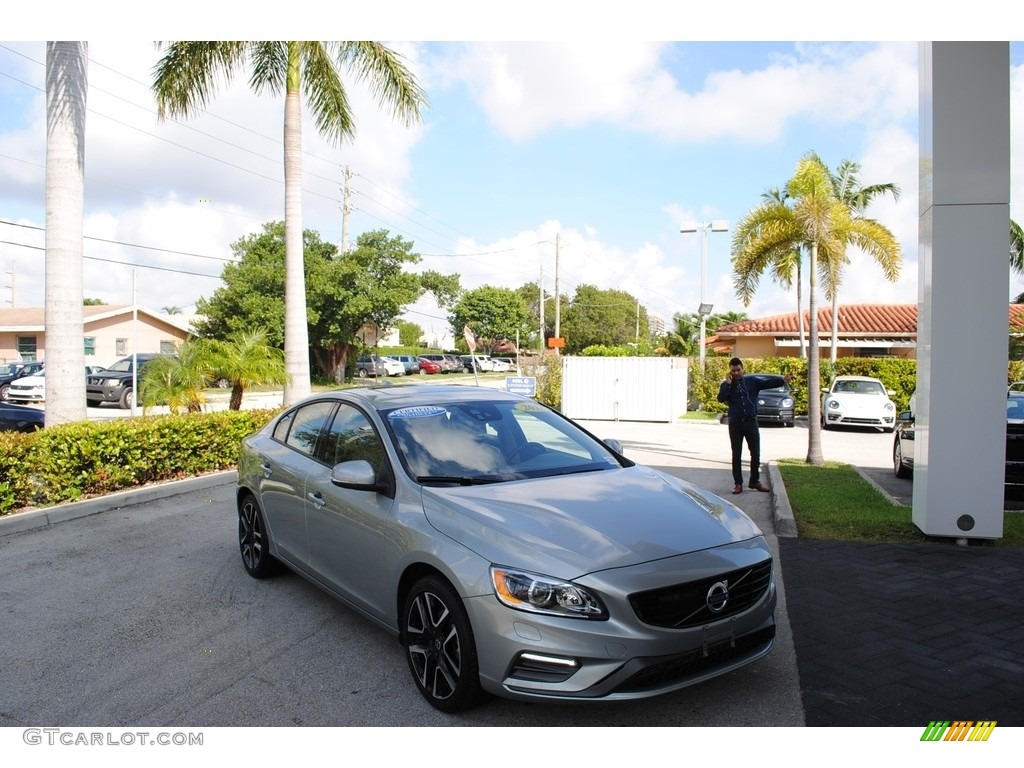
[915,42,1009,539]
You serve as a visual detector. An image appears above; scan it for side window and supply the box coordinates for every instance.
[284,401,337,457]
[272,410,296,443]
[318,404,387,473]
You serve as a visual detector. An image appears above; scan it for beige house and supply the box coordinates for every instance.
[0,305,193,368]
[711,303,1024,360]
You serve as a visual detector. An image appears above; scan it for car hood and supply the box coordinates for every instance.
[420,465,763,579]
[826,393,892,413]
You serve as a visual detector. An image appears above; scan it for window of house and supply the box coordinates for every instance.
[84,337,96,357]
[160,340,177,355]
[116,338,127,356]
[17,336,37,361]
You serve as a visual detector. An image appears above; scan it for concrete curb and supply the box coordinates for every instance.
[852,465,903,505]
[767,461,799,538]
[0,471,238,538]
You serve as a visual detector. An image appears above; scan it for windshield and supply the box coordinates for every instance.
[384,400,628,484]
[836,380,884,395]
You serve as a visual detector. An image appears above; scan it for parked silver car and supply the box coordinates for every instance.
[236,385,777,712]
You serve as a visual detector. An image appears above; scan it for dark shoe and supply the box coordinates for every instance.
[749,481,770,493]
[732,485,742,494]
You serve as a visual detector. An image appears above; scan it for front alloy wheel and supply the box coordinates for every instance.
[238,494,280,578]
[403,576,485,713]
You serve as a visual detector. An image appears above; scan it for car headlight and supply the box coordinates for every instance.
[827,399,841,410]
[782,398,794,407]
[490,566,607,619]
[884,402,895,412]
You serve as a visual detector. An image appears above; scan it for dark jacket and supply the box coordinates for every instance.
[717,374,786,422]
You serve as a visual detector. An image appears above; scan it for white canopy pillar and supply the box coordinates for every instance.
[915,42,1009,539]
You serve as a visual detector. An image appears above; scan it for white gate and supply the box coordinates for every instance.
[560,357,688,422]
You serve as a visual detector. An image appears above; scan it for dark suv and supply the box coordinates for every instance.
[86,353,163,409]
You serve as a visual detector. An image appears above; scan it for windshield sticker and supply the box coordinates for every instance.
[513,402,545,412]
[389,406,447,420]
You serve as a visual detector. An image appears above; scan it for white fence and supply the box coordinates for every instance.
[560,356,689,423]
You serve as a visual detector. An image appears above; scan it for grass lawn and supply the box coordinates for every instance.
[776,459,1024,547]
[680,411,722,422]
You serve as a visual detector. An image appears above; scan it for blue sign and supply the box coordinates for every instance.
[505,376,537,397]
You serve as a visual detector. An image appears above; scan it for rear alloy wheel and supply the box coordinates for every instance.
[0,384,9,401]
[358,368,368,378]
[238,494,281,578]
[119,387,134,409]
[403,575,486,713]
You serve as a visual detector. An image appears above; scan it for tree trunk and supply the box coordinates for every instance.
[44,41,88,426]
[806,242,824,465]
[797,262,806,358]
[230,384,243,411]
[282,42,312,406]
[830,292,839,363]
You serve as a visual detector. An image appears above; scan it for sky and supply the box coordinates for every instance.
[1,7,1022,351]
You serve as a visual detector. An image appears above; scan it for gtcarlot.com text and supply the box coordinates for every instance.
[23,728,203,747]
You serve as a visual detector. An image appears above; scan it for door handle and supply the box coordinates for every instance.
[261,464,273,479]
[306,491,326,509]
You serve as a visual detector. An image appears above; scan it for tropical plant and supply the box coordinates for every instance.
[448,286,532,356]
[825,159,901,362]
[44,41,88,426]
[139,339,217,414]
[153,41,426,405]
[206,328,288,410]
[559,285,648,355]
[731,152,902,465]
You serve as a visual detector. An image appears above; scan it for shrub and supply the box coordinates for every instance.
[0,409,278,515]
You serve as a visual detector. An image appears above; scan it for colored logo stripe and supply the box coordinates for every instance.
[920,720,996,742]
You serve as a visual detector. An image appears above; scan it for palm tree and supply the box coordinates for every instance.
[733,152,900,465]
[825,159,901,362]
[209,328,288,410]
[1011,219,1024,284]
[153,42,426,406]
[44,41,89,426]
[139,339,216,413]
[734,187,807,357]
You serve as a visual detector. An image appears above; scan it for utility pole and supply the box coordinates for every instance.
[538,265,545,351]
[554,233,561,356]
[340,165,353,254]
[3,260,14,307]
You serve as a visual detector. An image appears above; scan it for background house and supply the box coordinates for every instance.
[711,304,1024,360]
[0,305,193,367]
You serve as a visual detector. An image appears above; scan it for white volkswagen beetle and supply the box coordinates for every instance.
[821,375,897,432]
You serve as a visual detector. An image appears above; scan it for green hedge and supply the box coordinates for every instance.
[0,409,278,516]
[690,356,921,415]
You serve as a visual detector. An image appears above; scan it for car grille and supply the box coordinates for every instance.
[629,560,772,628]
[833,416,885,425]
[613,625,775,693]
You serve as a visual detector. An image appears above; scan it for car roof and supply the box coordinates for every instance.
[302,384,530,411]
[833,375,882,382]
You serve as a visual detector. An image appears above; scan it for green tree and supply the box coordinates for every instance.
[396,320,423,347]
[732,152,899,465]
[560,285,647,355]
[1010,220,1024,301]
[449,287,531,355]
[83,298,105,306]
[825,159,901,362]
[44,41,88,426]
[153,41,426,405]
[207,328,288,410]
[195,223,457,382]
[663,312,700,356]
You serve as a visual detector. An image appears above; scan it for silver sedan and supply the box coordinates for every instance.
[236,385,777,712]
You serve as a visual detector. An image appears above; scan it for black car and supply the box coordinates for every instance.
[0,401,45,432]
[86,353,164,409]
[893,391,1024,492]
[0,361,45,401]
[753,375,795,428]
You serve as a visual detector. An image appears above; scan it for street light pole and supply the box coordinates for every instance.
[680,220,728,374]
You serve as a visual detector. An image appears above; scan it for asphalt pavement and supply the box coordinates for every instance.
[2,412,1022,727]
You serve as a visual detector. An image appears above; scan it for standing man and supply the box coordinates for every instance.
[717,357,788,495]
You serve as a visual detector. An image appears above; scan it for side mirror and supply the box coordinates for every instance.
[331,459,388,493]
[604,438,625,456]
[897,410,914,423]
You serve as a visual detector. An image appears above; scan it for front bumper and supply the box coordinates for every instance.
[466,540,777,702]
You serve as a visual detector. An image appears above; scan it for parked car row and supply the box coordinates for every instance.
[0,361,45,401]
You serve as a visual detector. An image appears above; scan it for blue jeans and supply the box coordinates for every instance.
[728,416,761,486]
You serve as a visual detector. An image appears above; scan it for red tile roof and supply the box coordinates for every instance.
[716,304,1024,337]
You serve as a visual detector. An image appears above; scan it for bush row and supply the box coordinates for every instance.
[0,409,278,516]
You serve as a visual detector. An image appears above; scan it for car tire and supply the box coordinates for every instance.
[893,438,912,479]
[358,368,367,378]
[0,384,8,401]
[119,387,133,410]
[238,493,282,579]
[785,420,795,428]
[402,575,486,713]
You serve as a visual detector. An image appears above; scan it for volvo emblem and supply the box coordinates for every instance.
[706,581,730,613]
